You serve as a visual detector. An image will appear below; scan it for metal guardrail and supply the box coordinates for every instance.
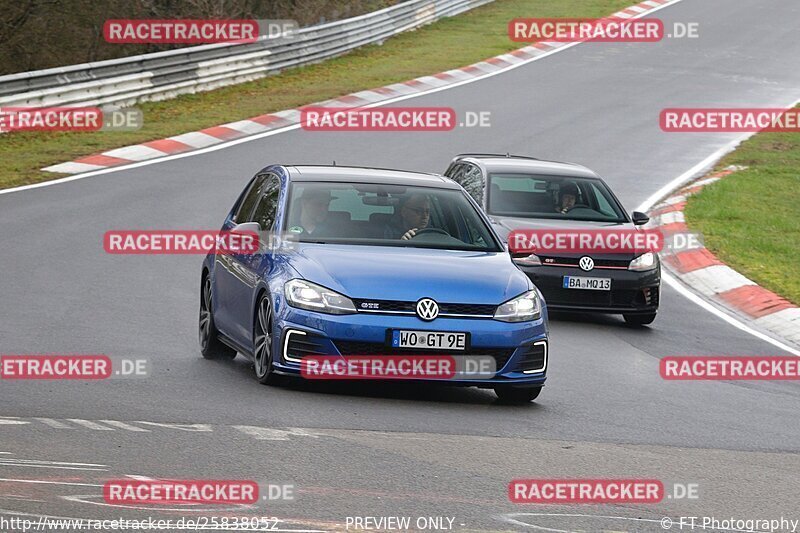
[0,0,493,109]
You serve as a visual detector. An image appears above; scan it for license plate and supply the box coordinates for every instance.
[391,330,467,350]
[563,276,611,291]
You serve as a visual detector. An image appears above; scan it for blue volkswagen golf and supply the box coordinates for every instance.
[200,165,549,402]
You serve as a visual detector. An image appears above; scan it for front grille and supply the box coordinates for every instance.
[439,303,496,315]
[352,299,496,317]
[540,255,630,269]
[284,332,328,360]
[332,340,515,373]
[354,300,415,312]
[544,288,639,307]
[511,342,547,373]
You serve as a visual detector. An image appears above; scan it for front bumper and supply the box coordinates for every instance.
[272,307,548,387]
[519,264,660,314]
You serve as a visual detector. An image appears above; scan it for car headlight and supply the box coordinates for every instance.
[494,290,541,322]
[629,251,658,271]
[284,279,357,314]
[513,253,542,267]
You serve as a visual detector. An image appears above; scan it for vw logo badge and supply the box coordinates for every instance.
[416,298,439,321]
[579,256,594,272]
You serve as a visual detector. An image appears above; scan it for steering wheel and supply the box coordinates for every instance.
[412,227,450,237]
[564,203,590,213]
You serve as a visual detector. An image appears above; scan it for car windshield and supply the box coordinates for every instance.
[487,173,628,223]
[285,181,502,251]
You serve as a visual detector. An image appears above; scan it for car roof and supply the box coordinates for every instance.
[452,154,599,179]
[283,165,460,188]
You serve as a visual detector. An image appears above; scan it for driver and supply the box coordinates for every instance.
[295,189,335,236]
[383,193,431,240]
[555,182,579,214]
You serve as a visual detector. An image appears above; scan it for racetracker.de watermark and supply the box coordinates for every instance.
[660,356,800,380]
[104,230,260,255]
[104,480,259,504]
[509,18,699,42]
[104,20,259,44]
[510,18,662,42]
[0,355,149,379]
[0,107,144,133]
[660,108,800,132]
[509,479,664,503]
[508,229,664,254]
[300,355,496,380]
[300,107,491,131]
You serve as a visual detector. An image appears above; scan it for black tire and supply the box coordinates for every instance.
[624,312,657,326]
[494,386,542,404]
[253,292,279,385]
[199,275,237,360]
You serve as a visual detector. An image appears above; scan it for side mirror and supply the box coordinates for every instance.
[231,221,261,233]
[229,221,264,252]
[631,211,650,226]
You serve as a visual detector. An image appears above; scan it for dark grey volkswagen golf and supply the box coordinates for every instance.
[443,154,660,325]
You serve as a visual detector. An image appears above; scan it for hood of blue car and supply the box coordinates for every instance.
[286,244,530,304]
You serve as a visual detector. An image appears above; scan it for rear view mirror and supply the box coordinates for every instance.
[362,196,400,206]
[631,211,650,226]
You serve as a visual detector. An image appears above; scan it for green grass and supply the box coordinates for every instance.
[684,118,800,304]
[0,0,633,190]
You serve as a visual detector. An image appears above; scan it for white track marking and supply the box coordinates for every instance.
[99,420,150,432]
[0,417,29,425]
[0,464,104,471]
[680,265,756,296]
[65,419,114,430]
[0,479,103,487]
[135,421,213,432]
[232,425,321,441]
[103,145,167,162]
[62,494,252,513]
[0,459,107,471]
[2,417,326,439]
[33,417,73,428]
[0,458,105,467]
[0,0,686,197]
[40,161,105,173]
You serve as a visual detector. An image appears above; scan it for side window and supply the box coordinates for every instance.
[446,163,465,181]
[250,176,281,230]
[589,183,617,217]
[461,164,485,205]
[233,174,267,223]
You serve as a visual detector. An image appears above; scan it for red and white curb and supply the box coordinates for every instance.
[648,166,800,348]
[42,0,677,175]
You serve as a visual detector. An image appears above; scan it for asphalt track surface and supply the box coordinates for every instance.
[2,0,800,531]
